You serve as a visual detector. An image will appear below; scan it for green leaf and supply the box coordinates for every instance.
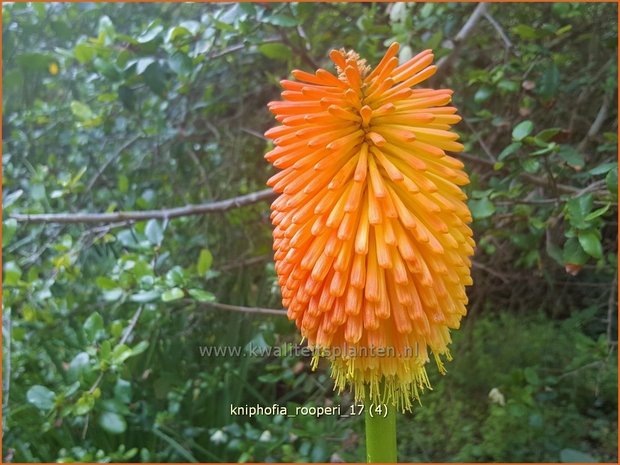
[558,145,584,168]
[16,52,55,71]
[559,448,597,463]
[162,288,185,302]
[70,101,95,121]
[166,26,192,44]
[98,411,127,434]
[74,43,96,63]
[98,15,115,40]
[111,344,133,365]
[588,162,616,175]
[114,379,132,404]
[512,24,538,40]
[188,289,216,302]
[562,237,588,265]
[264,14,297,27]
[497,80,519,93]
[68,352,91,381]
[3,189,23,209]
[135,57,156,75]
[27,385,56,410]
[103,288,124,302]
[578,230,603,259]
[536,128,561,142]
[145,219,164,246]
[118,174,129,193]
[83,312,105,343]
[498,142,521,161]
[3,218,17,247]
[74,392,96,415]
[606,168,618,194]
[165,266,185,286]
[130,290,161,303]
[168,52,193,75]
[474,86,492,104]
[522,158,540,173]
[259,43,291,61]
[118,85,136,111]
[538,63,560,100]
[4,261,22,286]
[239,3,257,15]
[469,198,495,219]
[197,249,213,275]
[96,276,118,290]
[584,204,610,221]
[512,120,534,141]
[131,340,149,356]
[137,23,163,43]
[142,62,167,96]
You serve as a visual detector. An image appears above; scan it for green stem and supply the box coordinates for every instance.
[364,399,397,462]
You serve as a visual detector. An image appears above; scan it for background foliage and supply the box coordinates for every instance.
[2,2,617,462]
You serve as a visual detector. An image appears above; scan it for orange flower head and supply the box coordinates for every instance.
[265,43,474,411]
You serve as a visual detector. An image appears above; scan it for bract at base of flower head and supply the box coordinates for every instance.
[265,42,474,412]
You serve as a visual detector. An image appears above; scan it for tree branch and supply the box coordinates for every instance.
[456,152,582,194]
[11,189,276,225]
[200,301,287,317]
[14,146,601,227]
[435,3,487,80]
[482,9,517,55]
[579,91,613,151]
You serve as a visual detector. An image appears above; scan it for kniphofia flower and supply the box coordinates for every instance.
[265,43,474,411]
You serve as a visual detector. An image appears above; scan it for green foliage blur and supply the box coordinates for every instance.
[2,2,617,462]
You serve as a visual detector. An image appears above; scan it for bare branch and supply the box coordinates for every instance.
[579,91,613,151]
[482,10,517,55]
[435,3,487,79]
[458,152,581,194]
[201,301,287,317]
[85,135,144,193]
[11,189,276,225]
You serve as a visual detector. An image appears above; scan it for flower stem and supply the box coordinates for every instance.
[364,399,397,462]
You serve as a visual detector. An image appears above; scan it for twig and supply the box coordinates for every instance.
[241,127,268,141]
[435,3,487,79]
[569,59,613,133]
[207,37,281,60]
[84,135,143,193]
[472,260,510,283]
[458,152,581,194]
[579,91,612,151]
[201,301,287,317]
[463,118,496,162]
[83,305,144,438]
[120,305,144,345]
[218,254,271,272]
[11,189,276,225]
[278,27,320,70]
[482,10,517,55]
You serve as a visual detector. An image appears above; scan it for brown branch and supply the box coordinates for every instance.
[482,9,517,56]
[435,3,487,80]
[85,135,144,193]
[11,189,276,225]
[219,254,271,272]
[13,146,598,227]
[201,301,287,317]
[579,91,613,151]
[458,152,581,194]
